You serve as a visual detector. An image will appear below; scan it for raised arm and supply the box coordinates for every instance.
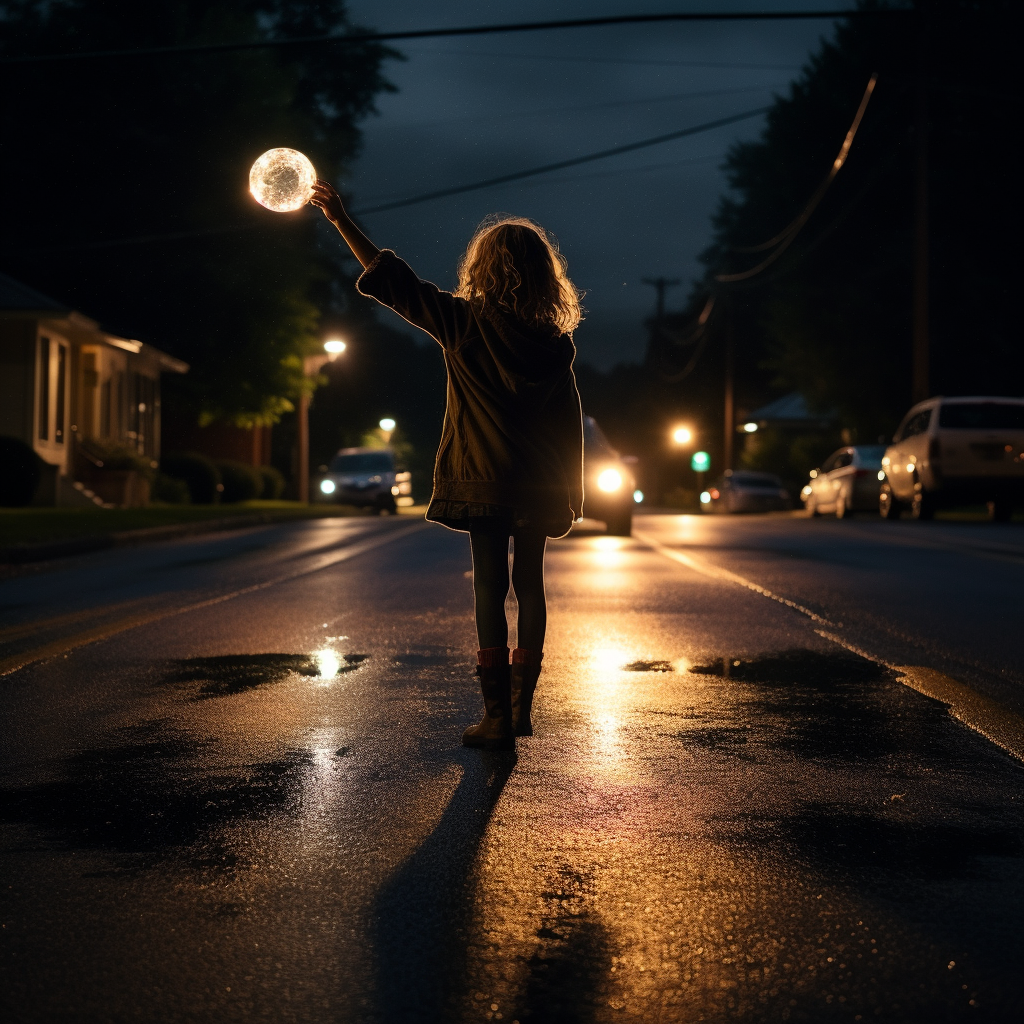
[309,180,380,269]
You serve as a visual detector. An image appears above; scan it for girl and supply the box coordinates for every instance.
[311,181,584,752]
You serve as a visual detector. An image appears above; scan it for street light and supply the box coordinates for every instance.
[379,417,396,444]
[671,425,693,446]
[742,421,758,433]
[298,339,346,504]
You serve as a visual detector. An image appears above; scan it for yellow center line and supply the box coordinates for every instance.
[0,598,147,643]
[0,521,429,678]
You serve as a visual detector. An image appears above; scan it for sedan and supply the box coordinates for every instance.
[801,445,887,518]
[701,470,790,513]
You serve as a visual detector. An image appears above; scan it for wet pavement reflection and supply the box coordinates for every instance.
[0,518,1021,1022]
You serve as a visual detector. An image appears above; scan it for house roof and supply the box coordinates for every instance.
[0,270,187,374]
[0,271,70,314]
[748,392,836,425]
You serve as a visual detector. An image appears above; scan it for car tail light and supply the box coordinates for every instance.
[709,488,720,500]
[928,437,941,462]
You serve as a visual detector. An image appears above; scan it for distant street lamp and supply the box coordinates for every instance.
[379,417,396,444]
[298,339,346,503]
[671,425,693,446]
[742,421,758,433]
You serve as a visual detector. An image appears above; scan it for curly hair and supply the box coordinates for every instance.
[455,215,583,335]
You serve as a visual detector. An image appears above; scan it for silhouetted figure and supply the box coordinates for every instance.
[312,183,584,750]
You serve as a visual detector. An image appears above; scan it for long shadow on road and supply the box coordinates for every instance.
[369,749,516,1023]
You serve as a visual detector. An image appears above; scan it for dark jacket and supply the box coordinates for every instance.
[357,250,584,535]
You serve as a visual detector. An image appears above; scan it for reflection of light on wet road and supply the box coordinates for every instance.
[588,645,633,767]
[591,536,628,571]
[314,648,341,683]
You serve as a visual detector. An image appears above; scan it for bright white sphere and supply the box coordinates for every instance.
[249,148,316,212]
[320,479,336,494]
[597,469,623,493]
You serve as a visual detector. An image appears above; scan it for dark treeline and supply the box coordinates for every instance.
[578,0,1022,496]
[0,0,395,427]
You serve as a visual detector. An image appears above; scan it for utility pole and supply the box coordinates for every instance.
[912,0,930,403]
[642,277,680,320]
[724,306,735,473]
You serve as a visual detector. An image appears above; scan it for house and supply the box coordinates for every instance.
[0,272,188,505]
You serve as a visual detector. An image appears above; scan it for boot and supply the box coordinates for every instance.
[462,648,514,751]
[511,648,543,737]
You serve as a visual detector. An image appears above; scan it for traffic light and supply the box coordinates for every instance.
[691,451,710,473]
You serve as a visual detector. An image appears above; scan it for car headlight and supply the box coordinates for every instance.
[320,479,336,494]
[597,468,623,492]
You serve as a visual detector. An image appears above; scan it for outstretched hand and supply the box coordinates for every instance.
[310,179,346,224]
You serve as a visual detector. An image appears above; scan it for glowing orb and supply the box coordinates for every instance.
[249,148,316,212]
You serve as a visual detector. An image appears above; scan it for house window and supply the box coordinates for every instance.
[55,343,67,443]
[38,336,50,440]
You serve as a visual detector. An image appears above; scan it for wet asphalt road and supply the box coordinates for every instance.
[1,512,1022,1024]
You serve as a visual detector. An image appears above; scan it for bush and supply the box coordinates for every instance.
[151,472,191,504]
[216,460,262,503]
[161,452,221,504]
[79,438,155,479]
[258,464,285,500]
[0,436,43,506]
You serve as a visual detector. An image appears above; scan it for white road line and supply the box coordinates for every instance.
[633,529,839,626]
[635,528,1024,764]
[817,630,1024,763]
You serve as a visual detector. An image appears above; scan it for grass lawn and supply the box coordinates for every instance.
[0,502,369,546]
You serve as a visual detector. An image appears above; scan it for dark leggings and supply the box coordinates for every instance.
[470,528,548,651]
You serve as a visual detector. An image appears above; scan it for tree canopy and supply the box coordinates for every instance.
[699,0,1021,439]
[0,0,396,425]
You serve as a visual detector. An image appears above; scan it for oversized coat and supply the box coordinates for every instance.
[357,250,584,537]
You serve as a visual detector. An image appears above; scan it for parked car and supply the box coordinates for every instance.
[318,447,402,513]
[700,470,790,513]
[801,445,887,518]
[583,416,638,536]
[879,396,1024,520]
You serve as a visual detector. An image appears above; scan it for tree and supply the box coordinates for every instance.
[696,0,1021,442]
[0,0,396,425]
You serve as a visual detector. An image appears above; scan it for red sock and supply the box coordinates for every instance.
[512,648,543,668]
[477,647,509,668]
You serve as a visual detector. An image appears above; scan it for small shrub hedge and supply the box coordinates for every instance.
[258,464,286,500]
[0,436,43,507]
[160,452,221,504]
[216,460,262,503]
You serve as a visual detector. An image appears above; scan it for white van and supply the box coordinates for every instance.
[879,397,1024,520]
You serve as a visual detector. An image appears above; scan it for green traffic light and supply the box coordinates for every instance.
[691,451,710,472]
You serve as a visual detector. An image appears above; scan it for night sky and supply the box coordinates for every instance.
[340,1,852,368]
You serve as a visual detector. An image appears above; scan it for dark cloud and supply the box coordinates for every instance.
[342,1,850,367]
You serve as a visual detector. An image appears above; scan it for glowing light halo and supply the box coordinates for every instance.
[249,148,316,212]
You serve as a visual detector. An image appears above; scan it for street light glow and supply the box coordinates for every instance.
[379,417,396,432]
[320,479,336,494]
[672,426,692,445]
[324,339,346,354]
[743,422,758,432]
[597,468,623,492]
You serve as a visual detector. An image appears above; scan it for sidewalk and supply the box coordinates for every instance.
[0,502,410,564]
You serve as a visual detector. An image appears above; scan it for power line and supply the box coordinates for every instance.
[410,48,805,73]
[715,72,878,282]
[0,9,911,65]
[354,106,771,215]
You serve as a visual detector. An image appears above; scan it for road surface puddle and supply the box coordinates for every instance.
[163,651,369,698]
[0,723,313,874]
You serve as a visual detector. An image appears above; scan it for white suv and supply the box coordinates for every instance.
[879,396,1024,520]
